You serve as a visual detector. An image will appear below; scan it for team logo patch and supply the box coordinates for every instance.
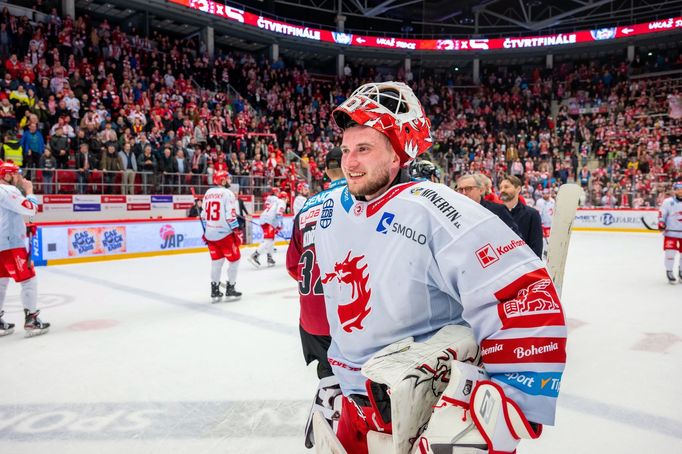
[353,202,365,216]
[322,252,372,332]
[320,198,334,229]
[502,279,561,319]
[475,244,499,268]
[376,212,395,234]
[494,269,564,330]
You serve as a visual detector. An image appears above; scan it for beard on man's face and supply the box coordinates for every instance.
[347,166,392,198]
[499,191,515,202]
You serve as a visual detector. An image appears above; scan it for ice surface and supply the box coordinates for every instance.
[1,232,681,453]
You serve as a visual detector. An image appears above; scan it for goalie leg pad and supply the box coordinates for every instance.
[314,411,347,454]
[469,381,541,454]
[413,361,489,454]
[306,375,343,448]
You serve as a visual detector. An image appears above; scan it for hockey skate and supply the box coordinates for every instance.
[267,254,276,267]
[24,309,50,338]
[667,271,677,285]
[248,252,261,268]
[0,310,15,337]
[211,282,224,303]
[224,282,242,301]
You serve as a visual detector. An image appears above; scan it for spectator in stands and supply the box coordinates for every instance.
[38,147,56,194]
[75,142,96,194]
[601,189,617,207]
[190,145,207,189]
[19,122,44,171]
[101,144,121,194]
[139,144,157,195]
[5,54,22,80]
[237,151,250,191]
[99,121,117,149]
[0,96,15,130]
[158,146,176,194]
[0,24,10,60]
[118,142,137,195]
[174,148,189,194]
[48,125,69,168]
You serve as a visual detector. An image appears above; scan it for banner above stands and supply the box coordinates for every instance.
[169,0,682,52]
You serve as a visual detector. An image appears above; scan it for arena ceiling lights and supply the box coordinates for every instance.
[170,0,682,52]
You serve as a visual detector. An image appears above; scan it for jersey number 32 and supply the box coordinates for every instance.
[299,249,323,295]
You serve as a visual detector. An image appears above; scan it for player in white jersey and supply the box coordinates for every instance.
[312,82,566,453]
[0,161,49,337]
[659,181,682,284]
[293,182,309,216]
[534,188,555,259]
[201,170,242,302]
[249,191,287,268]
[534,188,555,237]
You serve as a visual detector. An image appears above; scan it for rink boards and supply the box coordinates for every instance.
[28,208,656,266]
[30,216,294,266]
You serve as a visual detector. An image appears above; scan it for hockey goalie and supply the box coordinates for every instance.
[310,81,567,454]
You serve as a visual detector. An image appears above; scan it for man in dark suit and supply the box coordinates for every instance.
[456,173,520,235]
[158,146,178,194]
[499,175,544,258]
[75,143,98,194]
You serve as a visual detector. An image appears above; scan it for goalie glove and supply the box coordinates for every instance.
[305,375,343,449]
[416,363,542,454]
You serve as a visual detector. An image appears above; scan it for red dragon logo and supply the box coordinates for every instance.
[322,252,372,332]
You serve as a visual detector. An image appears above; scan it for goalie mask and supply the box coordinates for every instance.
[332,82,432,167]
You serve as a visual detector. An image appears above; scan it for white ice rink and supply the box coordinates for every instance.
[1,231,681,454]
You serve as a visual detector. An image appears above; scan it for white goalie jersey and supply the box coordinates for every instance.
[313,180,567,425]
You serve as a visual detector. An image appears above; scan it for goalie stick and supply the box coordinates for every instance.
[546,183,583,297]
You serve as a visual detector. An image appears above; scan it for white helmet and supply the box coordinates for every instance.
[332,81,432,167]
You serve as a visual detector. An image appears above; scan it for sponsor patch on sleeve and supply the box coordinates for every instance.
[491,371,562,398]
[480,337,566,365]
